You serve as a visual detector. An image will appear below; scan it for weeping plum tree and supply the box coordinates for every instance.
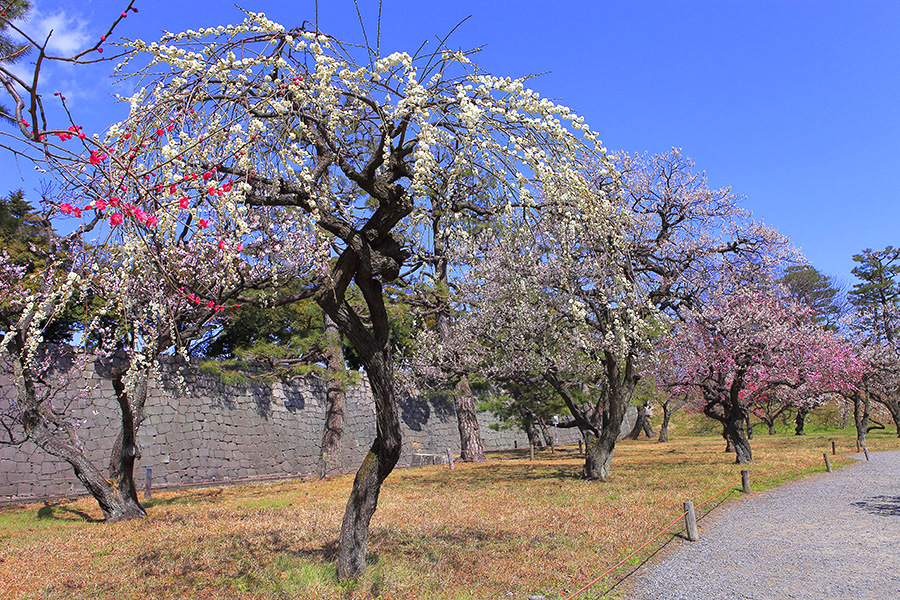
[54,13,603,578]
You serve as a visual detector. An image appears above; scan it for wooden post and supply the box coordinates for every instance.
[823,453,832,473]
[683,501,698,542]
[446,448,455,470]
[144,467,151,501]
[831,440,836,455]
[741,470,750,493]
[529,443,534,462]
[864,447,870,461]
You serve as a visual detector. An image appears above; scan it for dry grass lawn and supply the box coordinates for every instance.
[1,429,898,600]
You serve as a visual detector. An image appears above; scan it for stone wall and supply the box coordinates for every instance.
[1,358,590,501]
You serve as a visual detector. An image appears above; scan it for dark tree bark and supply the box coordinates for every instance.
[852,390,870,449]
[455,377,485,462]
[710,408,751,463]
[870,390,900,438]
[109,367,148,520]
[537,414,554,448]
[582,357,636,480]
[317,251,405,581]
[724,432,735,453]
[320,313,346,477]
[657,402,672,443]
[625,403,653,440]
[13,349,145,522]
[794,406,809,435]
[517,403,544,449]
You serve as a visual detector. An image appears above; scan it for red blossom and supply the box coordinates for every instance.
[109,213,123,226]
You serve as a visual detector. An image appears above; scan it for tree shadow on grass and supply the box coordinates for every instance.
[399,463,584,487]
[852,495,900,516]
[36,501,101,523]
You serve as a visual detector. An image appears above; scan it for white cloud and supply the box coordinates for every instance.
[12,5,92,57]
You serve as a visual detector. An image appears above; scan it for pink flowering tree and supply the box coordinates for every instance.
[655,273,863,463]
[0,2,273,521]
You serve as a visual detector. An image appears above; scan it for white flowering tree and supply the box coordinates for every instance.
[448,149,792,478]
[59,13,603,578]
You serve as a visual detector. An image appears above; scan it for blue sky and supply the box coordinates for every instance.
[4,0,899,288]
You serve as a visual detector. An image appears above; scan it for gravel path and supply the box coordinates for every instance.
[627,451,900,600]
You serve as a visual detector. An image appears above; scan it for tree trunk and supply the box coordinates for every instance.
[16,361,143,522]
[321,313,345,477]
[110,369,147,520]
[853,391,870,449]
[583,430,613,480]
[582,357,635,480]
[794,407,808,436]
[657,403,671,443]
[723,427,734,452]
[724,412,752,464]
[335,353,401,580]
[767,421,777,436]
[455,377,485,462]
[624,404,652,440]
[433,231,486,464]
[319,267,403,581]
[871,393,900,438]
[537,416,554,448]
[642,410,654,438]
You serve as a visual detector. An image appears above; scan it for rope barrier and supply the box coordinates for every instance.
[559,444,861,599]
[560,510,690,600]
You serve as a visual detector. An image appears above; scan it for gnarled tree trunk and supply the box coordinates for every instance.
[109,367,148,520]
[582,357,636,480]
[14,352,145,522]
[319,264,403,581]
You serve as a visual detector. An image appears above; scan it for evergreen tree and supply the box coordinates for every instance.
[779,265,845,330]
[0,1,32,126]
[849,247,900,344]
